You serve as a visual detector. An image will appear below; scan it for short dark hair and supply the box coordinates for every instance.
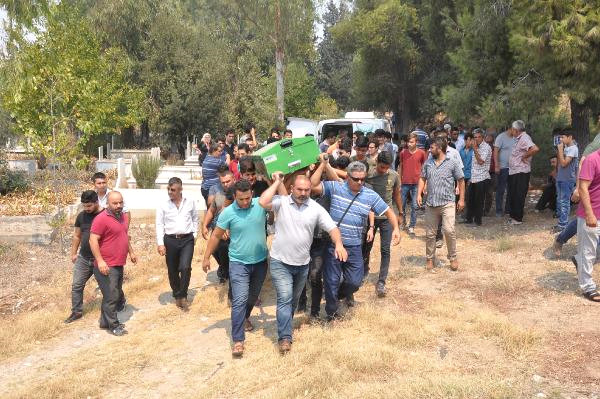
[225,128,235,135]
[340,138,353,152]
[355,136,369,149]
[433,137,448,153]
[560,128,574,137]
[374,129,386,137]
[377,151,393,165]
[92,172,106,182]
[464,132,474,140]
[216,136,226,143]
[168,177,183,186]
[238,143,250,153]
[284,129,293,135]
[217,164,230,174]
[354,131,365,139]
[233,179,252,194]
[335,156,350,169]
[271,127,280,134]
[81,190,98,203]
[239,157,256,174]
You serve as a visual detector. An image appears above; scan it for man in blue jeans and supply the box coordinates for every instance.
[493,130,516,217]
[311,157,401,321]
[202,180,268,358]
[259,173,346,353]
[553,130,578,232]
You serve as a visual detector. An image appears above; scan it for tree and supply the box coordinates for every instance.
[316,0,352,110]
[511,0,600,148]
[333,0,422,133]
[1,3,145,161]
[440,0,514,123]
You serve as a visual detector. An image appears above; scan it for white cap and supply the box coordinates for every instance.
[443,123,452,130]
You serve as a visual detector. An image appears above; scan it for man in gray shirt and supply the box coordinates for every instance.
[259,173,347,353]
[494,130,516,217]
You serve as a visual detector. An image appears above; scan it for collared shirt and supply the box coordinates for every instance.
[509,132,535,175]
[201,155,225,190]
[471,142,492,183]
[97,188,129,213]
[321,181,389,246]
[217,197,268,264]
[155,196,199,246]
[270,195,337,265]
[577,150,600,219]
[421,156,464,207]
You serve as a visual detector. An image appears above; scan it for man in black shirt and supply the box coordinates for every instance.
[64,190,103,323]
[238,157,269,197]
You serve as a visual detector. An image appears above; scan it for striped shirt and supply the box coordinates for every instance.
[421,156,464,207]
[321,181,389,246]
[201,155,225,190]
[471,141,492,183]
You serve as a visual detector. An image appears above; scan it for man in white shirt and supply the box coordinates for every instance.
[259,173,347,353]
[156,177,199,310]
[465,128,492,226]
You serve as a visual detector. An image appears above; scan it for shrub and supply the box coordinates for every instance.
[131,155,160,189]
[0,162,30,195]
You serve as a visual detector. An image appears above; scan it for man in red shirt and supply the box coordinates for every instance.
[398,132,427,235]
[90,191,137,336]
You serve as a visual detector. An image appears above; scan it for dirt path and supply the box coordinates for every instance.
[2,204,600,398]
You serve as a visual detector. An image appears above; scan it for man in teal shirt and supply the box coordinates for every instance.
[202,180,268,358]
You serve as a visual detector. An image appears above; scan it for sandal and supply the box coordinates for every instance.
[244,318,254,332]
[232,341,244,358]
[583,291,600,302]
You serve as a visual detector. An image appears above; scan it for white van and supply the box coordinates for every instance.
[317,117,391,143]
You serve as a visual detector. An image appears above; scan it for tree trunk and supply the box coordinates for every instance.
[571,98,591,150]
[275,0,285,124]
[396,86,411,135]
[140,120,150,147]
[121,126,135,148]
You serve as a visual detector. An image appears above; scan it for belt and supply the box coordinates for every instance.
[165,233,193,239]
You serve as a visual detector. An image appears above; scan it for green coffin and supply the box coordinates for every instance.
[251,137,320,177]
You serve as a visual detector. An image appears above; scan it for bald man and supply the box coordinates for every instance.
[259,173,347,353]
[90,191,137,336]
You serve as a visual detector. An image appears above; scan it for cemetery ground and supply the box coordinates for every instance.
[0,199,600,398]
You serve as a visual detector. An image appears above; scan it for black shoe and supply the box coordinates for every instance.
[571,256,578,271]
[345,293,355,307]
[460,219,473,224]
[117,301,126,312]
[219,277,226,284]
[297,298,307,313]
[109,325,128,336]
[64,312,82,324]
[376,282,386,298]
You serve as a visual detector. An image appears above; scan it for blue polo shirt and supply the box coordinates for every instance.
[322,181,389,246]
[216,197,268,264]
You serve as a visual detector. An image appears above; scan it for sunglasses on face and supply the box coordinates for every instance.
[348,175,365,183]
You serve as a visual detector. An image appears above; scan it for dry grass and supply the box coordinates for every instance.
[493,235,515,253]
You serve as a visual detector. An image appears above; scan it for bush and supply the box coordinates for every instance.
[131,155,160,189]
[0,162,30,195]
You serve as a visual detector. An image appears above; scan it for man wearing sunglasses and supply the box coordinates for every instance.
[311,155,401,320]
[156,177,199,310]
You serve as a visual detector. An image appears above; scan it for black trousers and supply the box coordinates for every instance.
[298,236,329,317]
[484,173,496,215]
[466,179,488,225]
[508,172,530,222]
[535,183,557,211]
[94,265,124,329]
[212,238,232,300]
[164,235,194,299]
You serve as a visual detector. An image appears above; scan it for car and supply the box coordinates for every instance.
[317,117,391,143]
[285,117,318,138]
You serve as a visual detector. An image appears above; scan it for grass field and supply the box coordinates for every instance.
[0,204,599,398]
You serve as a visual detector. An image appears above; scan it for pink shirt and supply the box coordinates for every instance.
[509,132,535,175]
[90,210,130,267]
[577,150,600,219]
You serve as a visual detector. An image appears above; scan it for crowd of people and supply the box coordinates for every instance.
[63,120,600,359]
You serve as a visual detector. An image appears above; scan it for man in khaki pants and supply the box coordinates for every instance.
[417,137,465,271]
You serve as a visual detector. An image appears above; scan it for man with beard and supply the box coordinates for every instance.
[259,173,346,353]
[90,191,137,336]
[64,190,103,324]
[156,177,199,311]
[417,137,465,271]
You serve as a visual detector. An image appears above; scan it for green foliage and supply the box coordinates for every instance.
[131,155,160,189]
[333,0,422,132]
[0,161,30,195]
[283,62,319,119]
[1,3,146,162]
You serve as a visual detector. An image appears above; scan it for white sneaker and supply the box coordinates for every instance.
[509,219,522,225]
[408,227,415,235]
